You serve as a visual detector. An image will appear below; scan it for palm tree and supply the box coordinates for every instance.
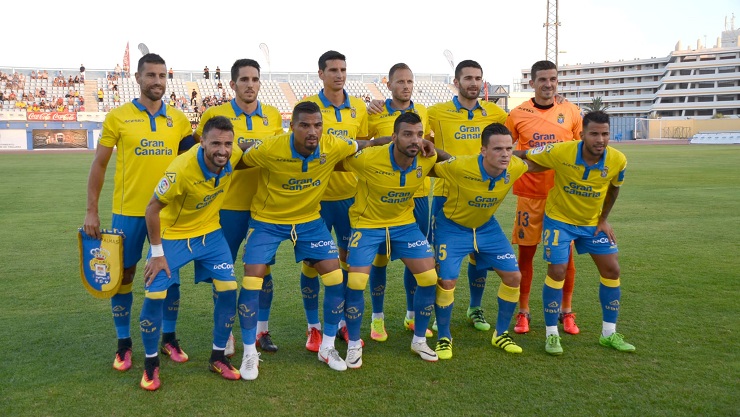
[582,96,611,112]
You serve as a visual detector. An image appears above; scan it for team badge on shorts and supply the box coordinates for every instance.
[416,166,423,178]
[557,113,565,124]
[77,228,125,298]
[518,229,525,239]
[166,116,173,127]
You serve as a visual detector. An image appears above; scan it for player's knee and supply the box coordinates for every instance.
[301,263,318,278]
[372,254,389,267]
[436,283,455,307]
[213,279,238,292]
[347,272,369,290]
[242,276,264,291]
[320,269,343,287]
[414,269,437,287]
[117,282,133,295]
[437,278,457,290]
[547,264,567,281]
[145,289,167,300]
[123,266,136,284]
[501,271,521,287]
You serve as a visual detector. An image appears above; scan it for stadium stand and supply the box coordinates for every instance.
[690,131,740,144]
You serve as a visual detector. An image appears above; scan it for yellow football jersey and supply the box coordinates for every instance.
[434,155,527,229]
[526,141,627,226]
[154,145,244,239]
[99,99,192,216]
[301,90,368,201]
[427,97,507,197]
[242,132,359,224]
[343,143,436,229]
[196,100,284,211]
[367,100,431,199]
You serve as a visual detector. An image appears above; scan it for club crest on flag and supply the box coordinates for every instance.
[78,228,125,298]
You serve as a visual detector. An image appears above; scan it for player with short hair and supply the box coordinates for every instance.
[139,115,243,390]
[426,60,508,332]
[432,123,534,359]
[83,53,195,373]
[516,111,635,355]
[299,50,369,348]
[235,101,385,380]
[365,63,433,342]
[506,60,583,335]
[194,58,284,355]
[342,112,448,367]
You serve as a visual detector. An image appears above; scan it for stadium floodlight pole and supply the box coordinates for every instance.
[443,49,454,83]
[259,43,271,82]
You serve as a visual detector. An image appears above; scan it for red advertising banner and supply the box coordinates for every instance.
[32,129,88,149]
[27,112,78,122]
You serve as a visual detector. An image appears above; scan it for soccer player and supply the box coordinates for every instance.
[194,59,284,355]
[515,111,636,355]
[83,53,195,373]
[299,50,369,347]
[426,60,508,332]
[235,101,386,380]
[506,60,583,335]
[432,123,534,359]
[140,116,243,391]
[342,112,449,367]
[366,63,433,342]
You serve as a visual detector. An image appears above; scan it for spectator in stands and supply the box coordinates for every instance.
[115,64,122,78]
[68,75,74,86]
[113,92,121,103]
[97,88,104,102]
[215,66,221,80]
[31,102,40,111]
[74,75,81,84]
[169,92,177,106]
[39,88,46,98]
[41,70,49,80]
[217,80,223,89]
[0,91,4,101]
[80,64,86,81]
[9,91,17,101]
[79,96,85,106]
[168,68,174,79]
[191,89,198,106]
[31,70,37,80]
[57,70,64,78]
[204,66,210,79]
[40,99,47,110]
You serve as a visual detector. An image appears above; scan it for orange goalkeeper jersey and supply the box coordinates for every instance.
[505,99,582,199]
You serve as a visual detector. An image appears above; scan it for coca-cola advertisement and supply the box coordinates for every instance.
[26,112,78,122]
[32,129,88,149]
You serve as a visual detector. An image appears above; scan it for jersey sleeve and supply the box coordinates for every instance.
[241,138,268,168]
[342,150,363,174]
[504,114,519,142]
[525,144,558,168]
[612,159,627,187]
[356,106,369,139]
[98,112,120,148]
[154,167,184,206]
[508,156,529,182]
[433,157,456,180]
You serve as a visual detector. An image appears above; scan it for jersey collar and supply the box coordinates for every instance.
[230,98,264,118]
[478,155,508,191]
[389,143,418,187]
[133,98,169,131]
[197,146,233,187]
[385,99,417,115]
[453,96,483,120]
[318,89,351,109]
[575,141,607,169]
[289,133,321,172]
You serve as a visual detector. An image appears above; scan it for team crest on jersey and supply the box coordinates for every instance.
[504,172,510,184]
[263,116,269,126]
[416,166,423,178]
[601,167,609,177]
[481,108,487,117]
[157,177,171,194]
[166,116,173,127]
[350,107,356,118]
[557,113,565,124]
[319,153,327,164]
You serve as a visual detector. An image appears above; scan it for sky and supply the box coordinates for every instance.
[4,0,738,86]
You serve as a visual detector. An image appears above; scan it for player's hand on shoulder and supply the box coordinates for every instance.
[420,139,436,157]
[554,93,568,104]
[367,99,384,115]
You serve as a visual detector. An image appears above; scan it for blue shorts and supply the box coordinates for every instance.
[320,198,354,250]
[542,215,619,265]
[434,214,519,279]
[348,224,434,267]
[430,196,447,246]
[220,210,277,266]
[220,209,251,262]
[111,214,148,269]
[146,229,235,293]
[377,196,431,256]
[242,218,339,265]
